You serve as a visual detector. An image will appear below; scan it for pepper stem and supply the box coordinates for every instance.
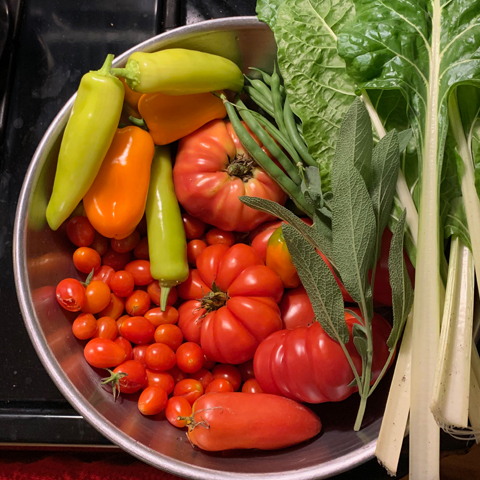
[111,59,141,90]
[97,54,115,76]
[160,287,171,312]
[129,116,148,130]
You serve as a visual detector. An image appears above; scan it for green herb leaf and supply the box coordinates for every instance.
[387,210,414,350]
[282,223,348,344]
[301,166,324,210]
[353,323,368,363]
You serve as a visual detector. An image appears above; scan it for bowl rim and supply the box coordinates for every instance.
[13,15,377,480]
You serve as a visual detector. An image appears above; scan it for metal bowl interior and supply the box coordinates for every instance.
[13,16,389,480]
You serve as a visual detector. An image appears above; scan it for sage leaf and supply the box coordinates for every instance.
[353,323,368,364]
[282,223,348,344]
[301,166,324,210]
[387,210,414,350]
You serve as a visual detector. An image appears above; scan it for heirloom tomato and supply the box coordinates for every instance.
[172,119,287,232]
[178,243,284,364]
[279,284,315,330]
[254,308,391,403]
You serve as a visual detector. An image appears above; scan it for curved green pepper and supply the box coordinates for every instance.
[146,145,189,310]
[111,48,244,95]
[46,54,124,231]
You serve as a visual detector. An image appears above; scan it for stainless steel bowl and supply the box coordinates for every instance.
[13,16,387,480]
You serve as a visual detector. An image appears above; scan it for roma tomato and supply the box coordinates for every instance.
[93,316,118,341]
[138,386,168,415]
[177,300,205,343]
[173,119,287,232]
[185,393,321,451]
[180,244,284,364]
[120,316,155,344]
[205,378,234,394]
[279,284,315,330]
[254,308,392,403]
[114,336,133,361]
[145,343,177,372]
[154,324,183,351]
[145,369,175,394]
[91,265,115,288]
[125,260,153,286]
[84,338,126,368]
[98,293,125,320]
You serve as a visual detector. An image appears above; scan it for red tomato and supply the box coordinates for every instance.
[103,360,146,397]
[125,290,151,317]
[177,300,205,344]
[248,220,282,263]
[168,365,189,384]
[176,269,211,301]
[56,278,85,312]
[91,265,115,288]
[212,364,242,391]
[90,231,109,256]
[279,284,315,330]
[165,396,192,428]
[145,343,177,371]
[179,244,283,364]
[206,228,235,247]
[205,378,234,394]
[111,230,141,253]
[146,369,175,394]
[133,236,149,260]
[110,270,135,297]
[147,281,178,307]
[145,306,179,327]
[182,213,206,240]
[73,247,101,274]
[133,344,149,367]
[72,313,97,340]
[254,308,392,403]
[186,392,321,451]
[173,119,287,232]
[120,316,155,344]
[189,368,214,390]
[84,338,126,368]
[173,379,204,405]
[203,356,216,371]
[114,336,133,361]
[66,216,95,247]
[176,342,204,374]
[98,293,125,320]
[154,324,183,351]
[82,281,111,314]
[124,260,153,286]
[242,378,263,394]
[237,359,255,382]
[93,316,118,341]
[187,239,207,266]
[138,386,168,415]
[102,248,132,271]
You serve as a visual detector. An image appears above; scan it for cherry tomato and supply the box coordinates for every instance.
[147,281,178,307]
[106,360,146,395]
[91,265,115,288]
[144,306,179,327]
[242,378,263,393]
[176,342,204,374]
[203,356,216,371]
[125,260,153,286]
[187,239,207,266]
[56,278,86,312]
[72,313,97,340]
[138,386,168,415]
[189,368,214,390]
[111,230,141,253]
[165,396,192,428]
[110,270,135,297]
[82,280,111,314]
[145,369,175,394]
[102,248,132,271]
[133,344,149,367]
[66,216,95,247]
[114,336,133,361]
[173,378,204,405]
[98,293,125,320]
[177,300,205,344]
[205,378,234,394]
[133,236,149,260]
[212,364,242,391]
[136,215,148,236]
[90,231,109,256]
[279,284,315,330]
[238,359,255,382]
[116,314,130,334]
[168,365,189,384]
[154,324,183,351]
[73,247,101,274]
[206,228,235,247]
[93,316,118,341]
[84,338,126,368]
[125,290,151,317]
[176,269,211,301]
[120,316,155,344]
[145,343,177,372]
[182,213,206,240]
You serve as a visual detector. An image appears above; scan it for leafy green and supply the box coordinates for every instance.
[444,196,472,251]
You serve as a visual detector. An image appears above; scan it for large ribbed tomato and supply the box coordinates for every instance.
[254,308,391,403]
[177,243,284,364]
[172,119,287,232]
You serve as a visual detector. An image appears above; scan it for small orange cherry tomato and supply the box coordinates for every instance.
[73,247,101,274]
[72,313,97,340]
[98,293,125,320]
[242,378,264,394]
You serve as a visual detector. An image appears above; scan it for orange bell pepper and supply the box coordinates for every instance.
[119,77,142,118]
[83,126,155,239]
[138,91,226,145]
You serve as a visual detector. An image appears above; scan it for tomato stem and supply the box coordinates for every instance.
[101,369,128,401]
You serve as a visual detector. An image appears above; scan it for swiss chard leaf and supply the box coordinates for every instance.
[282,223,348,344]
[444,196,472,251]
